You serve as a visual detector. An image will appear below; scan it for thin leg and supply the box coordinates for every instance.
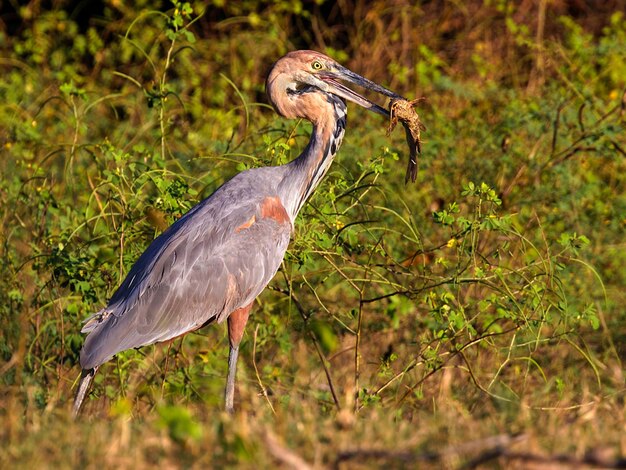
[72,367,97,418]
[225,302,253,413]
[224,344,240,414]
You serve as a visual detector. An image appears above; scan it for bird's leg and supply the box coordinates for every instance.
[225,302,253,413]
[72,367,97,418]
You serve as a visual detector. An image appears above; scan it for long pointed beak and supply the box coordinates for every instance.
[320,65,405,117]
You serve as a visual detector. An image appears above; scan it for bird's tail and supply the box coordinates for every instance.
[72,367,97,418]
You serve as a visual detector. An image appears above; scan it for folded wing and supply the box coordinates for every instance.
[80,174,292,370]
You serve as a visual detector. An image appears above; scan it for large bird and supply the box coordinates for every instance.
[73,50,403,416]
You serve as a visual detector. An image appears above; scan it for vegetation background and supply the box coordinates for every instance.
[1,0,625,467]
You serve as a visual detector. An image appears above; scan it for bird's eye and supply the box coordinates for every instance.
[311,60,323,70]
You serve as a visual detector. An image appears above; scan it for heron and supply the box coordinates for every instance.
[72,50,404,416]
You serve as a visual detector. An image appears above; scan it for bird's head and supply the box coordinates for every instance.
[266,50,403,124]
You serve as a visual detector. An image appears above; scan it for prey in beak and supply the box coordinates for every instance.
[319,62,424,183]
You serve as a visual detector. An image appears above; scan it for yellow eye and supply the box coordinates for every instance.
[311,60,323,70]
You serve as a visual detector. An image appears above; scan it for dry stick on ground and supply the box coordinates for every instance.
[387,98,426,183]
[263,430,313,470]
[334,433,526,469]
[335,433,626,469]
[462,446,626,469]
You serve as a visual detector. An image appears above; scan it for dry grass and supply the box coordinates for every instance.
[2,346,625,469]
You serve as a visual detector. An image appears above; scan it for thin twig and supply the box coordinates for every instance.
[577,102,586,133]
[277,274,341,410]
[550,100,568,157]
[397,327,519,404]
[252,324,275,414]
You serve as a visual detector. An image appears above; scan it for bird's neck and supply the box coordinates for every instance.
[278,96,347,221]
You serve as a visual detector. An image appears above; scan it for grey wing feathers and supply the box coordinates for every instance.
[79,170,292,370]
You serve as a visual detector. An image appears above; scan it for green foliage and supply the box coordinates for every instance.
[1,1,625,467]
[157,404,203,443]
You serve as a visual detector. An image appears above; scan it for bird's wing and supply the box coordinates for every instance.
[79,176,292,369]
